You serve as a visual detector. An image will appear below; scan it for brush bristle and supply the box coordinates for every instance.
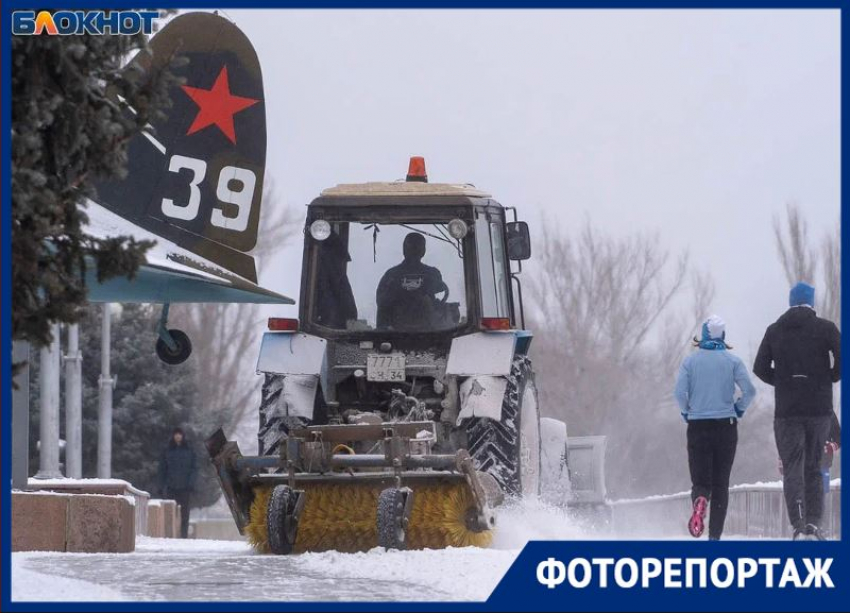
[244,481,493,554]
[245,486,271,553]
[409,483,494,549]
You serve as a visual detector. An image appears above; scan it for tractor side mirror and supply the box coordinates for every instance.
[506,221,531,261]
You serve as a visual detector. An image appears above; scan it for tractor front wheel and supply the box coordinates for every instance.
[465,355,541,497]
[267,485,299,555]
[377,487,411,550]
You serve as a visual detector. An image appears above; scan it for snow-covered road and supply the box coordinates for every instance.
[13,500,599,602]
[15,539,516,602]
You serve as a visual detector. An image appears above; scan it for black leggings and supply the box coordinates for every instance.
[774,416,831,531]
[687,418,738,540]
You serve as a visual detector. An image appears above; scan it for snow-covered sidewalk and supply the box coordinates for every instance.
[14,497,746,602]
[12,536,519,602]
[11,500,598,602]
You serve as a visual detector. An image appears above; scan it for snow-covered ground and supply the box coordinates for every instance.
[13,538,512,602]
[12,493,795,602]
[12,499,604,602]
[13,559,130,602]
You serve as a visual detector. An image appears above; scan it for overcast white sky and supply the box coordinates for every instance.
[223,9,839,359]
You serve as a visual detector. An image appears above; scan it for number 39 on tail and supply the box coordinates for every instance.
[86,12,293,364]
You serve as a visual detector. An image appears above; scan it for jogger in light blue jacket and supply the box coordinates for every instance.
[674,315,757,540]
[675,319,757,422]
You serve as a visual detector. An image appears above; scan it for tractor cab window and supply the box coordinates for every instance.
[311,221,468,332]
[476,215,511,319]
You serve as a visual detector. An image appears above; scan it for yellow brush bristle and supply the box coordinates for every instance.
[244,481,493,554]
[245,486,272,553]
[295,483,381,553]
[408,483,494,549]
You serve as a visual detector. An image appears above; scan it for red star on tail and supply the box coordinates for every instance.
[181,66,259,144]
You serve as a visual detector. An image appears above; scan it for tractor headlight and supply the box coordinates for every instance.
[447,219,468,240]
[310,219,331,241]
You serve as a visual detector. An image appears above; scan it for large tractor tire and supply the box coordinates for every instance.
[258,374,309,457]
[465,355,541,497]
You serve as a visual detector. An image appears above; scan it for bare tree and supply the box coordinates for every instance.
[527,219,715,497]
[820,226,840,326]
[172,183,301,432]
[774,203,817,286]
[774,203,840,327]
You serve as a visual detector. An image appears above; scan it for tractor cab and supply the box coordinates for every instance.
[299,157,531,342]
[261,158,535,426]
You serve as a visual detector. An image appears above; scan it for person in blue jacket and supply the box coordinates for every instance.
[158,427,197,538]
[675,315,757,540]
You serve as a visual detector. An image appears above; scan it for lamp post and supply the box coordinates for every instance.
[97,304,115,478]
[65,323,83,479]
[35,324,62,479]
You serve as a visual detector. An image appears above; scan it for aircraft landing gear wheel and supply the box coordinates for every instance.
[267,485,301,555]
[377,487,412,550]
[155,329,192,365]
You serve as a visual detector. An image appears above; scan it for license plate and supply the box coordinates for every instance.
[366,354,406,382]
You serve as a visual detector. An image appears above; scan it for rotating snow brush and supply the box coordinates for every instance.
[244,481,492,554]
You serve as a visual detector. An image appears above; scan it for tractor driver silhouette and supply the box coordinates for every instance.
[376,232,448,330]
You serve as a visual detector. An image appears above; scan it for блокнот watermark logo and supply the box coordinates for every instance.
[12,10,159,35]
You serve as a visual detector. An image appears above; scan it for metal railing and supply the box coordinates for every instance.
[610,483,841,540]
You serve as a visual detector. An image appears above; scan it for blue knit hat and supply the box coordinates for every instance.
[789,282,815,307]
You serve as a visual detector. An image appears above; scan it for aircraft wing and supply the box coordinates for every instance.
[84,200,294,305]
[83,12,294,308]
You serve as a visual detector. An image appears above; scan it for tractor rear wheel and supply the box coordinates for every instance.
[465,355,541,497]
[258,375,310,458]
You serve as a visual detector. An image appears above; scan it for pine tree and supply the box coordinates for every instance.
[30,303,227,508]
[12,21,177,350]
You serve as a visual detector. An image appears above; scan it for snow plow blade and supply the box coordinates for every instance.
[206,424,499,553]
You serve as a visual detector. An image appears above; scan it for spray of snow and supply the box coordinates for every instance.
[491,497,603,548]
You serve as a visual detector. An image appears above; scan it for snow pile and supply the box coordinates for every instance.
[24,477,151,498]
[13,556,129,602]
[730,480,783,491]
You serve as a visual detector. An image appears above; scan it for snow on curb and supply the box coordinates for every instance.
[135,536,253,555]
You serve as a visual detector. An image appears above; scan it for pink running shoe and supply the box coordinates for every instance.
[688,496,708,538]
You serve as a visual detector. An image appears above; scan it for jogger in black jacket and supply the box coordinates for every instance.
[754,282,841,540]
